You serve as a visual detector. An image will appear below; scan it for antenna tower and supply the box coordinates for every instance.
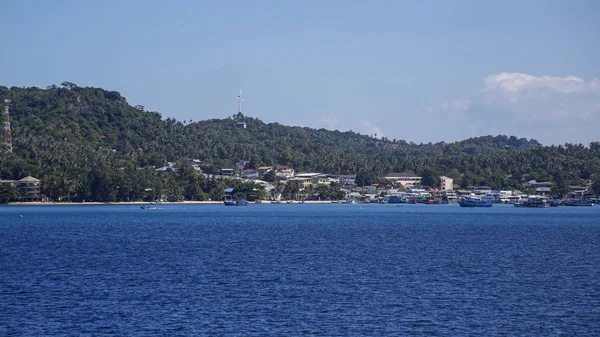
[2,99,13,153]
[237,90,243,114]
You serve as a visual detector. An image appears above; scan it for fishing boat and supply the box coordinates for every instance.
[563,198,595,206]
[387,195,407,204]
[224,196,248,206]
[459,197,493,207]
[514,196,550,208]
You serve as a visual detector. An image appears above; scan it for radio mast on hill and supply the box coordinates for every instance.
[236,90,247,129]
[2,99,12,153]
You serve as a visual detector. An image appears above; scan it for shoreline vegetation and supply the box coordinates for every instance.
[4,200,339,206]
[1,84,599,204]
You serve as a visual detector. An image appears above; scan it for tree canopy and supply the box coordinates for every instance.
[0,84,598,201]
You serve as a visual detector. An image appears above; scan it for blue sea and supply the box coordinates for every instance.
[1,203,599,336]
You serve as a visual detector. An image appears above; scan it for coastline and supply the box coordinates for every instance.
[5,200,339,206]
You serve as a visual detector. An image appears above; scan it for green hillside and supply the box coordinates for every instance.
[0,83,598,202]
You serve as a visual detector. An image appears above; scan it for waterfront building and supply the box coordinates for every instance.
[17,176,42,202]
[523,180,552,196]
[440,176,454,191]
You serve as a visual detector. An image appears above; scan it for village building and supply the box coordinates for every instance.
[384,172,422,188]
[257,166,274,175]
[523,180,552,195]
[220,168,234,177]
[17,176,43,202]
[440,176,454,191]
[275,166,295,178]
[339,175,357,186]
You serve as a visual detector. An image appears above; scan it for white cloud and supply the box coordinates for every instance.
[360,120,384,138]
[424,72,600,144]
[482,72,599,96]
[437,99,471,117]
[320,114,338,130]
[478,72,600,122]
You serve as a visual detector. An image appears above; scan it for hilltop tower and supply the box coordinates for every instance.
[2,99,13,153]
[237,89,243,115]
[236,90,247,128]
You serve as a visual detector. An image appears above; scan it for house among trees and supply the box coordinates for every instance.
[339,175,357,186]
[257,166,274,175]
[276,166,295,178]
[235,160,250,170]
[220,168,234,177]
[241,169,259,178]
[236,120,247,129]
[523,180,552,195]
[17,176,43,201]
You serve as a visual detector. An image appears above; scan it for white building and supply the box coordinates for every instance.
[276,166,295,178]
[339,175,357,186]
[384,172,422,188]
[440,176,454,191]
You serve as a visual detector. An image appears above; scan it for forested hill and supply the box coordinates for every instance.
[0,83,599,201]
[2,83,540,167]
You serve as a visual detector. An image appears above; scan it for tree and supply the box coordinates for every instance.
[591,177,600,196]
[262,170,277,183]
[420,167,440,188]
[0,184,19,203]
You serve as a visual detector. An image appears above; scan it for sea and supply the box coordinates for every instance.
[1,203,599,336]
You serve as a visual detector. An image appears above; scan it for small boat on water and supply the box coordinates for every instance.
[224,197,248,206]
[140,205,156,210]
[459,197,493,207]
[514,197,549,208]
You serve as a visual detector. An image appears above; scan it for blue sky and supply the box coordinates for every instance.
[2,0,599,145]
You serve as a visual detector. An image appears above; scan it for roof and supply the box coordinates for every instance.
[18,176,40,182]
[295,172,321,178]
[257,166,273,170]
[384,172,421,178]
[224,188,234,193]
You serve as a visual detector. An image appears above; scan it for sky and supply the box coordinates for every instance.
[1,0,599,145]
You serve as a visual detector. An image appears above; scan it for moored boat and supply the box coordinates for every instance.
[224,197,248,206]
[514,197,550,208]
[459,197,493,207]
[562,198,595,206]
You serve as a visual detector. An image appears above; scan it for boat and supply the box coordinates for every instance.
[140,205,156,210]
[346,199,357,204]
[459,197,493,207]
[224,196,248,206]
[387,195,407,204]
[514,197,550,208]
[563,198,595,206]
